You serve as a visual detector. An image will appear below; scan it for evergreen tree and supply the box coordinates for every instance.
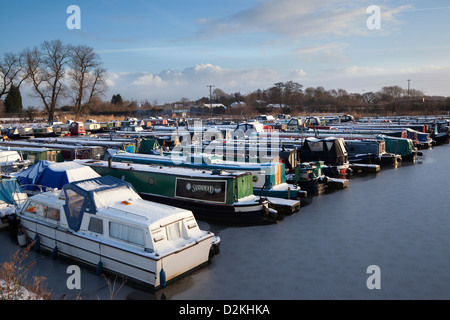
[111,94,123,105]
[4,84,22,113]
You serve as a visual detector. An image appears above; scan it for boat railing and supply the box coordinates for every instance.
[19,184,57,196]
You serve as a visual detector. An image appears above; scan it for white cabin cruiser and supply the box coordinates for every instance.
[0,150,31,174]
[17,175,219,290]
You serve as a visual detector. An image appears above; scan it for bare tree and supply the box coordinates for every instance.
[379,86,405,102]
[23,39,71,121]
[68,44,107,118]
[0,52,27,99]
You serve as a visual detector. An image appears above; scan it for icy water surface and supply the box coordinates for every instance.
[164,144,450,300]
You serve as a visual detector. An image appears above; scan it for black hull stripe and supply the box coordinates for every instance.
[21,217,214,279]
[21,223,157,277]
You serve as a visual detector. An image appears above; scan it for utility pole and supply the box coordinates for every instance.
[407,79,411,96]
[207,84,215,122]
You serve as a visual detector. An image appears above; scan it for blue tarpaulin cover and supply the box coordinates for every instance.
[13,160,100,191]
[0,178,23,205]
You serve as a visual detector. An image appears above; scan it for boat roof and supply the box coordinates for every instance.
[112,151,279,170]
[28,177,193,229]
[96,197,193,228]
[70,176,195,227]
[75,159,248,179]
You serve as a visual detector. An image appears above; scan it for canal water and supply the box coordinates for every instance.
[1,144,449,300]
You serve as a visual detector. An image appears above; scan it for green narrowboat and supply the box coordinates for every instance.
[75,159,276,225]
[109,150,306,200]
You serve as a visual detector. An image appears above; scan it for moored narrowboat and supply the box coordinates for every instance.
[109,150,306,201]
[76,159,277,225]
[299,137,353,177]
[345,139,401,166]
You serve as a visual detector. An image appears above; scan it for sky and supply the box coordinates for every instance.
[2,0,450,107]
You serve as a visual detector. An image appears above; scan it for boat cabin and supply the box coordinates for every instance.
[84,120,102,133]
[0,150,31,174]
[300,137,352,177]
[286,117,306,131]
[255,115,275,122]
[69,122,86,135]
[234,122,265,137]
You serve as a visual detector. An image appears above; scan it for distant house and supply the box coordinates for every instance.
[267,103,288,109]
[203,103,227,109]
[230,101,246,108]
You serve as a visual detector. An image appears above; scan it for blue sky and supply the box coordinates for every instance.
[2,0,450,106]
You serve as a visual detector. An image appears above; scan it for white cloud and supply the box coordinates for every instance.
[288,69,307,80]
[301,64,450,96]
[104,64,281,103]
[196,0,412,40]
[293,42,349,62]
[99,63,450,103]
[132,74,166,87]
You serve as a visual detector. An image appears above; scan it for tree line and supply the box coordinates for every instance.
[0,39,107,121]
[210,82,428,108]
[204,81,449,116]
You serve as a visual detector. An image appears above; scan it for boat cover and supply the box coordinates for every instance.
[63,176,140,231]
[378,135,414,156]
[300,137,348,165]
[136,138,161,154]
[0,178,23,205]
[0,178,26,218]
[12,160,100,191]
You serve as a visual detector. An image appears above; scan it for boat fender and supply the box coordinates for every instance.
[34,234,41,252]
[52,246,58,260]
[319,176,330,184]
[96,261,103,275]
[268,208,278,220]
[17,230,27,247]
[160,268,166,288]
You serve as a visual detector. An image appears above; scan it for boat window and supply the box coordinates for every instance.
[66,189,84,219]
[109,222,145,246]
[309,141,324,152]
[88,217,103,234]
[186,218,197,230]
[166,221,182,241]
[24,201,37,214]
[22,202,60,221]
[44,206,60,221]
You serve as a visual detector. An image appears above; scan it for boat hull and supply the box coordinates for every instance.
[19,216,213,290]
[139,192,271,225]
